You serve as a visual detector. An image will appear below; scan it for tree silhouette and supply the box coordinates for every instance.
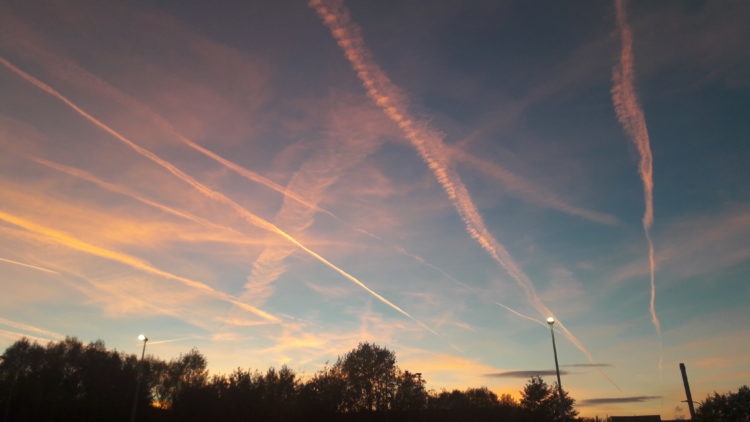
[0,337,152,421]
[336,342,399,412]
[520,376,577,421]
[1,337,590,422]
[696,384,750,421]
[393,370,427,411]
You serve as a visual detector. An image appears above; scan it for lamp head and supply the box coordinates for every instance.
[138,334,147,342]
[546,317,555,325]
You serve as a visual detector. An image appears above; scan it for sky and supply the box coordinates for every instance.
[1,0,749,418]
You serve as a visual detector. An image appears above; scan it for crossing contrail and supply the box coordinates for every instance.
[29,156,255,243]
[0,56,432,334]
[611,0,661,337]
[0,28,494,312]
[309,0,607,375]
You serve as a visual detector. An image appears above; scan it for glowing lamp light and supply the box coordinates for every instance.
[546,317,555,325]
[138,334,147,341]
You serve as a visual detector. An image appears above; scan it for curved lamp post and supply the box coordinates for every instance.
[546,317,563,399]
[130,334,148,422]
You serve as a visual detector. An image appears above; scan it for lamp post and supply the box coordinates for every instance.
[546,317,563,398]
[130,334,148,422]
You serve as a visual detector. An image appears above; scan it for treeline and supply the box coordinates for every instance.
[0,338,576,421]
[4,337,747,421]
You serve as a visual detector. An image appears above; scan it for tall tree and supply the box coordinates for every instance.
[336,342,399,412]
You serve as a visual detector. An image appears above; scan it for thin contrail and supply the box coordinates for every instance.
[495,302,547,328]
[611,0,661,337]
[149,336,202,345]
[29,156,253,242]
[309,0,601,368]
[0,57,432,335]
[0,328,55,344]
[0,210,279,322]
[0,316,65,340]
[0,256,60,274]
[449,147,619,225]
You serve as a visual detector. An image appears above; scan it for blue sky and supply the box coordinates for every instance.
[1,0,749,418]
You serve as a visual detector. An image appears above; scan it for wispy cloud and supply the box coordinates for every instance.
[241,101,386,307]
[612,0,660,337]
[0,56,430,334]
[450,147,618,225]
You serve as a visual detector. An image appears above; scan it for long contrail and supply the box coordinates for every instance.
[611,0,660,336]
[0,57,432,334]
[309,0,598,363]
[0,210,279,322]
[0,256,60,274]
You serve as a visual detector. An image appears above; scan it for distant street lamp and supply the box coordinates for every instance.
[546,317,563,399]
[130,334,148,422]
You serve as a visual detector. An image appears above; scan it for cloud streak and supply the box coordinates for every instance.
[495,302,547,327]
[611,0,661,337]
[450,147,619,225]
[0,210,278,322]
[0,256,60,275]
[0,56,430,334]
[309,0,610,379]
[485,370,571,378]
[580,396,660,405]
[0,317,65,340]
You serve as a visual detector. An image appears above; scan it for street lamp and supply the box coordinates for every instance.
[546,317,563,399]
[130,334,148,422]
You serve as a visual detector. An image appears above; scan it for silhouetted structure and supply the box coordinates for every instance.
[610,417,661,421]
[678,362,696,419]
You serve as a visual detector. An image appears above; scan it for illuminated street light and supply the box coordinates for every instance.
[546,317,563,398]
[130,334,149,422]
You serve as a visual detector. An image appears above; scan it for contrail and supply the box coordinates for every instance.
[29,156,253,242]
[0,210,279,322]
[611,0,661,337]
[0,317,65,340]
[449,147,619,225]
[0,328,55,344]
[0,256,60,274]
[149,336,202,345]
[0,57,432,334]
[0,27,332,217]
[309,0,600,367]
[495,302,547,327]
[0,25,484,313]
